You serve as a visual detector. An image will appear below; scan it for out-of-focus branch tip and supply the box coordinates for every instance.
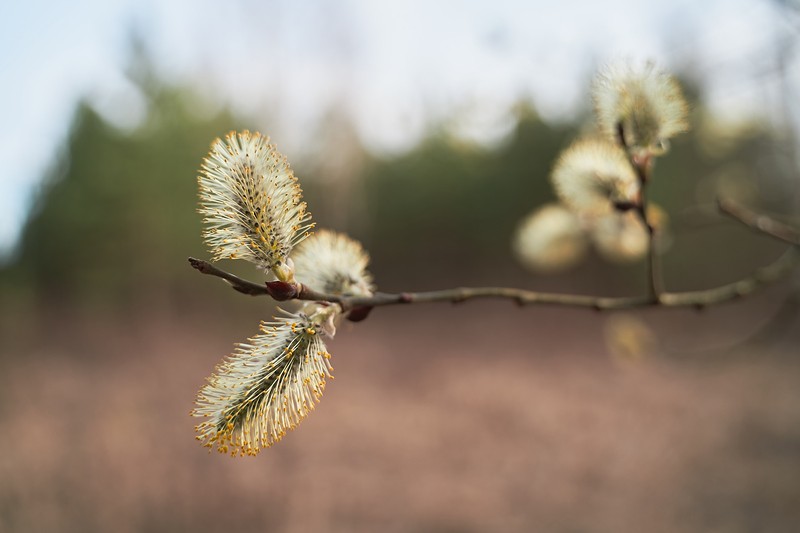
[346,306,373,323]
[718,196,800,246]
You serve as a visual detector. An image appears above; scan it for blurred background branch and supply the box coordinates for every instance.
[719,196,800,244]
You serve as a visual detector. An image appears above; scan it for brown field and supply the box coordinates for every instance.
[1,300,799,533]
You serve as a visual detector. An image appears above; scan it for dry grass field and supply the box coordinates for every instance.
[2,299,799,532]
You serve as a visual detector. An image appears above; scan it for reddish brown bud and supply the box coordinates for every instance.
[346,306,373,323]
[265,280,299,301]
[613,200,637,212]
[632,153,652,181]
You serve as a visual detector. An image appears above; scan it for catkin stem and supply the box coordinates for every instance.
[616,122,663,301]
[717,197,800,246]
[633,158,663,302]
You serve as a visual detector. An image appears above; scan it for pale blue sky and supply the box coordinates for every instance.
[0,0,796,257]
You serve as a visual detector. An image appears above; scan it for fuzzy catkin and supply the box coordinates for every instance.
[593,61,689,153]
[193,310,333,456]
[198,131,314,275]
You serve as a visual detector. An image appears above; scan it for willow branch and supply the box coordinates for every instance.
[632,157,663,300]
[189,198,800,313]
[656,248,798,308]
[617,123,663,300]
[188,246,799,313]
[718,197,800,246]
[188,257,270,296]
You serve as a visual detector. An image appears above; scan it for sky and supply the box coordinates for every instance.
[0,0,798,257]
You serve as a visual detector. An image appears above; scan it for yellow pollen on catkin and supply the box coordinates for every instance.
[197,131,314,271]
[192,311,333,457]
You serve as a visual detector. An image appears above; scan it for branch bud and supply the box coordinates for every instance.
[265,280,300,301]
[346,306,374,323]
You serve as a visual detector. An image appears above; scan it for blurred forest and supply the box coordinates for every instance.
[1,58,796,318]
[2,54,800,533]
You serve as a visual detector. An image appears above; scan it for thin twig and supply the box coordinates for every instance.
[617,123,663,301]
[718,197,800,245]
[632,157,663,301]
[188,257,270,296]
[189,199,800,314]
[657,248,797,308]
[189,248,799,312]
